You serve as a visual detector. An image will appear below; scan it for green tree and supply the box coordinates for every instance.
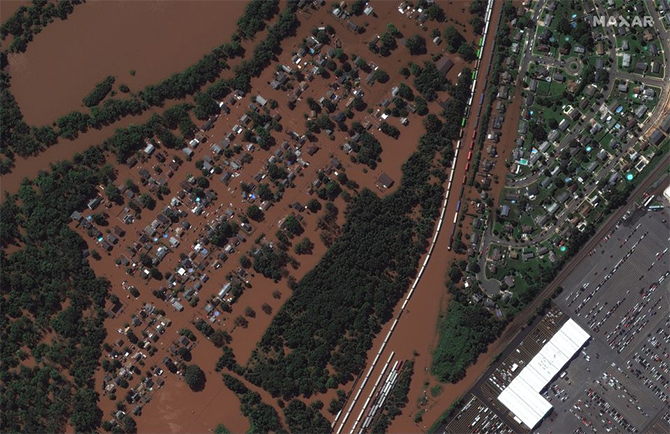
[406,34,426,55]
[105,183,121,202]
[283,215,302,236]
[247,204,263,221]
[458,43,477,61]
[183,365,205,391]
[294,237,314,255]
[443,26,465,52]
[214,424,231,434]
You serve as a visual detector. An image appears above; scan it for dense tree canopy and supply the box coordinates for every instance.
[243,74,472,397]
[184,364,206,391]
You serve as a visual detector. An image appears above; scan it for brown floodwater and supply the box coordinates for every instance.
[0,0,32,23]
[7,0,509,430]
[328,1,510,432]
[6,0,248,126]
[0,0,264,195]
[80,9,438,425]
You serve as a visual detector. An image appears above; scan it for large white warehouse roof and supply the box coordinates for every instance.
[498,318,590,429]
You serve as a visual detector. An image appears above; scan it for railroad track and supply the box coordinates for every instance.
[494,153,670,347]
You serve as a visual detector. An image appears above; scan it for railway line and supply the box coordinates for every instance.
[332,0,500,432]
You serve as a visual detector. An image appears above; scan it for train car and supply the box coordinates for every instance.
[470,141,475,150]
[467,151,472,161]
[473,117,479,129]
[462,175,467,184]
[479,94,485,105]
[459,129,464,139]
[456,201,461,212]
[472,131,477,139]
[465,162,470,171]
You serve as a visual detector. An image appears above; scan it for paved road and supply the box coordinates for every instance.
[477,0,670,293]
[445,152,669,433]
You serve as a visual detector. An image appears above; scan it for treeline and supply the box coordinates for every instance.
[0,146,116,432]
[83,75,115,107]
[236,0,280,39]
[191,4,300,120]
[243,69,472,400]
[0,0,288,173]
[222,374,284,434]
[95,4,299,165]
[283,400,331,434]
[0,0,80,53]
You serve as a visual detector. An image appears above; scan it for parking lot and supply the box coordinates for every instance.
[444,394,514,434]
[440,208,669,434]
[541,208,669,434]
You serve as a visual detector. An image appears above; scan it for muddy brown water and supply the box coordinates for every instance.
[5,0,248,126]
[330,1,510,432]
[0,0,31,24]
[6,0,506,431]
[81,4,441,426]
[0,1,262,195]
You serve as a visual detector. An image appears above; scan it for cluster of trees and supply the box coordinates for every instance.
[431,300,506,382]
[351,129,383,168]
[380,121,399,139]
[83,75,115,107]
[443,26,465,53]
[468,0,487,34]
[222,374,283,434]
[374,23,401,56]
[253,244,289,280]
[293,237,314,255]
[184,364,206,391]
[412,61,447,101]
[1,147,115,432]
[283,399,331,433]
[244,84,466,397]
[0,0,79,53]
[236,0,279,39]
[555,16,593,50]
[416,0,445,21]
[405,34,426,56]
[215,345,239,372]
[439,68,473,141]
[458,43,477,61]
[0,71,57,169]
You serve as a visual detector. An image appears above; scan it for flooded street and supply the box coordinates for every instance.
[3,0,516,431]
[331,0,510,432]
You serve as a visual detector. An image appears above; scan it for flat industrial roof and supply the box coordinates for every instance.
[498,319,590,429]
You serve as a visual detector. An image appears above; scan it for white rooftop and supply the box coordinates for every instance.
[498,319,590,429]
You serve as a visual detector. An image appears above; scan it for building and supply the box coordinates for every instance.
[435,57,454,75]
[377,172,394,189]
[649,129,664,146]
[497,319,590,430]
[659,113,670,133]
